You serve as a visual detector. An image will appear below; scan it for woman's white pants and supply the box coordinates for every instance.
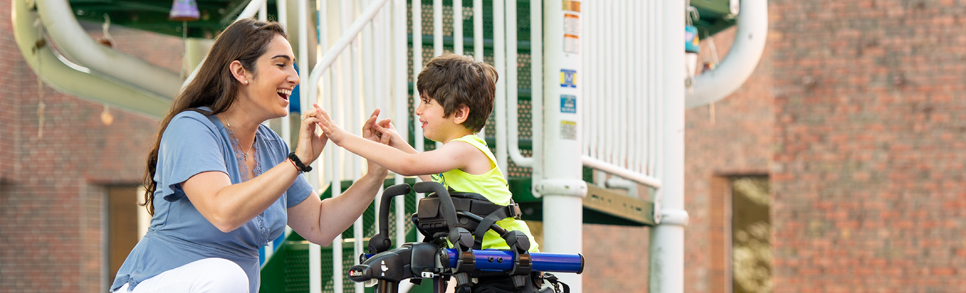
[113,258,249,293]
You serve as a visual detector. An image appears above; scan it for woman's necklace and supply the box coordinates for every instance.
[221,114,254,161]
[221,113,261,181]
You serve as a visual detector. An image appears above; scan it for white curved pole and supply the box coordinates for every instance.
[13,0,169,118]
[505,0,531,168]
[685,0,768,109]
[35,0,182,99]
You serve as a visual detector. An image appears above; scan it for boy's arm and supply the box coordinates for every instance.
[318,108,476,177]
[369,118,432,181]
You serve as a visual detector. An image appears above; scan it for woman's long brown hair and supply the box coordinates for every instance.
[141,19,287,215]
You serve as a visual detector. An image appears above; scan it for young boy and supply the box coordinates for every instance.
[316,54,541,290]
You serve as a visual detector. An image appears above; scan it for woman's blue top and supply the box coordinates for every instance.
[111,109,312,293]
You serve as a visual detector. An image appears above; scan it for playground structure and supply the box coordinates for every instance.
[12,0,766,292]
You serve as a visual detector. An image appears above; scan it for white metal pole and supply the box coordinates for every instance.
[473,0,483,61]
[539,0,586,291]
[321,1,345,288]
[315,0,327,196]
[529,0,543,183]
[350,3,365,290]
[278,0,287,30]
[473,0,483,139]
[650,1,688,293]
[434,0,443,57]
[279,2,291,161]
[648,0,658,177]
[370,0,386,256]
[355,4,370,292]
[334,1,352,292]
[299,0,312,186]
[505,0,526,167]
[298,0,324,292]
[412,0,425,242]
[494,0,508,174]
[631,0,642,174]
[618,0,627,170]
[392,0,408,248]
[591,1,600,161]
[432,0,444,149]
[320,0,331,187]
[350,1,362,188]
[605,1,614,166]
[413,0,424,154]
[453,0,463,56]
[364,0,374,114]
[581,1,591,160]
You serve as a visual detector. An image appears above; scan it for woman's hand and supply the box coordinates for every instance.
[294,103,328,164]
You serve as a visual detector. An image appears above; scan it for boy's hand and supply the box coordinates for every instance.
[363,109,391,145]
[373,119,403,148]
[294,103,328,165]
[362,109,390,177]
[315,106,346,146]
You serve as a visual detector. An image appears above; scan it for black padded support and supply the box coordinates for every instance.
[472,208,512,250]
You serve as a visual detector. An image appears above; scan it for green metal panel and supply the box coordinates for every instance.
[690,0,740,37]
[67,0,277,38]
[67,0,738,42]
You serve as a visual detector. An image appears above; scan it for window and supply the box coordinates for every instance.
[107,185,148,284]
[730,176,771,293]
[710,176,772,293]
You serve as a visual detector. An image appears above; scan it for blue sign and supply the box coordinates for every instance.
[560,69,577,88]
[560,95,577,113]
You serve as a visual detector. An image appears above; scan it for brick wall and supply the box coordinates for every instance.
[683,24,776,293]
[0,0,20,181]
[583,224,652,291]
[770,0,966,291]
[0,1,178,291]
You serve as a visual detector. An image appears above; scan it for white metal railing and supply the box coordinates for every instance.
[300,0,529,291]
[298,0,542,292]
[580,0,663,189]
[285,0,665,292]
[299,0,663,290]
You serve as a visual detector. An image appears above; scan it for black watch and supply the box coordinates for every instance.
[288,152,313,173]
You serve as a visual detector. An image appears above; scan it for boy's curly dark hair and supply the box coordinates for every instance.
[416,53,498,132]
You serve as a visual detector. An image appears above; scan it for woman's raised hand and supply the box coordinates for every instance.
[294,103,328,165]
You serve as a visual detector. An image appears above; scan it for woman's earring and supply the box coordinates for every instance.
[243,80,249,85]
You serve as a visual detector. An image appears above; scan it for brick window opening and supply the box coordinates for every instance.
[107,185,149,285]
[711,176,772,293]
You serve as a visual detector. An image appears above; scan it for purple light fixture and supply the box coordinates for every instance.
[169,0,200,21]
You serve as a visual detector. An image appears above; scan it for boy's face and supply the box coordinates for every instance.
[415,94,465,143]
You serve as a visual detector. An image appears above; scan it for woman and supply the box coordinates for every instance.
[111,19,387,293]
